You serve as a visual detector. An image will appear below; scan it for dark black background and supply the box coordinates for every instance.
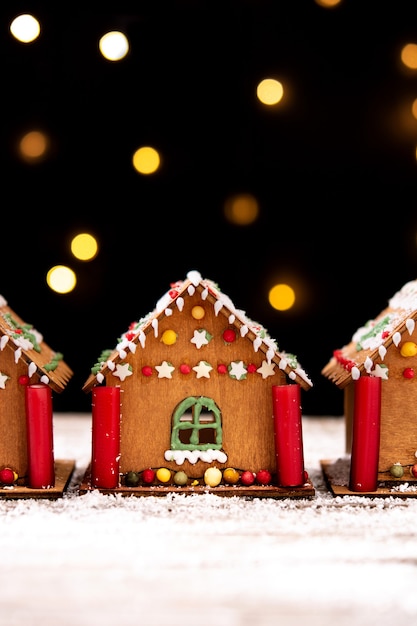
[2,1,417,415]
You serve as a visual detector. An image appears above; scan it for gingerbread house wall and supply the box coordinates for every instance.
[103,289,288,479]
[0,348,30,476]
[343,336,417,472]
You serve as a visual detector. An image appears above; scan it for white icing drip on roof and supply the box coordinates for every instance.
[40,375,49,385]
[214,300,223,316]
[378,345,387,360]
[138,332,146,348]
[165,308,173,317]
[187,270,202,286]
[176,297,184,312]
[393,332,401,346]
[240,325,248,337]
[107,360,115,371]
[406,318,415,335]
[364,356,373,373]
[351,366,360,380]
[117,348,127,359]
[96,373,104,384]
[152,318,158,336]
[188,285,196,296]
[0,336,8,350]
[228,314,235,324]
[0,295,8,307]
[28,362,37,378]
[253,337,262,352]
[14,347,22,364]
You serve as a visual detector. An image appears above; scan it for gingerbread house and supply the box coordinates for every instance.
[322,279,417,497]
[81,270,314,498]
[0,295,74,498]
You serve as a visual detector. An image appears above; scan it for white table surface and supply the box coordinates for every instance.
[1,414,416,626]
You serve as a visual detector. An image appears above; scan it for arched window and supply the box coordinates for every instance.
[171,396,222,451]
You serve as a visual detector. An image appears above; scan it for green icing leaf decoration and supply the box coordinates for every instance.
[91,349,113,374]
[355,316,391,351]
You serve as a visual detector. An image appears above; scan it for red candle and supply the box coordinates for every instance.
[272,384,305,486]
[91,386,121,489]
[349,376,381,492]
[25,384,55,488]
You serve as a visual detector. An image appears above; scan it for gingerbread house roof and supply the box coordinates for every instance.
[0,295,73,393]
[322,279,417,389]
[83,270,313,392]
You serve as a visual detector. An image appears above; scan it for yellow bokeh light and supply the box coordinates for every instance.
[224,194,260,226]
[19,131,48,161]
[46,265,77,294]
[268,283,296,311]
[401,43,417,70]
[99,31,129,61]
[9,14,40,43]
[314,0,342,7]
[132,146,161,175]
[256,78,284,106]
[70,233,98,261]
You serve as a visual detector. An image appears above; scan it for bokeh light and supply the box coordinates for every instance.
[224,194,260,226]
[9,14,40,43]
[70,233,99,261]
[99,31,129,61]
[268,283,296,311]
[18,130,49,162]
[46,266,77,294]
[256,78,284,106]
[401,43,417,69]
[132,146,161,174]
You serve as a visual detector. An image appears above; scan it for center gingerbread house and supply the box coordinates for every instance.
[81,270,314,497]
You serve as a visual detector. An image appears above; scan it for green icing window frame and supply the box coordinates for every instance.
[171,396,222,451]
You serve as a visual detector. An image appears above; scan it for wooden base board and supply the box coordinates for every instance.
[79,466,315,499]
[321,458,417,498]
[0,459,75,499]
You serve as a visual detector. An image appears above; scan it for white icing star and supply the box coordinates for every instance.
[372,364,389,380]
[193,361,213,379]
[191,329,210,349]
[113,363,133,381]
[257,360,276,379]
[0,372,9,389]
[228,360,247,380]
[155,361,175,379]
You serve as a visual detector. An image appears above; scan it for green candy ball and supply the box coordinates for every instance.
[389,464,404,478]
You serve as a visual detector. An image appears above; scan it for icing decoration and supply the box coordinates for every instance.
[2,312,42,352]
[161,329,177,345]
[164,308,173,317]
[217,364,228,374]
[403,368,414,379]
[0,372,10,389]
[155,361,175,379]
[371,363,389,380]
[28,362,37,378]
[406,318,415,335]
[393,332,401,347]
[0,335,9,350]
[19,375,30,385]
[353,316,392,351]
[107,360,115,371]
[192,361,213,378]
[113,363,133,381]
[400,342,417,357]
[228,361,247,380]
[378,346,387,360]
[141,365,153,377]
[364,356,373,373]
[222,329,236,343]
[256,360,276,379]
[190,329,212,349]
[179,363,191,374]
[191,306,205,320]
[247,363,257,373]
[351,366,360,380]
[170,396,222,451]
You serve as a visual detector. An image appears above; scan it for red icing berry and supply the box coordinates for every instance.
[18,375,30,386]
[141,366,153,377]
[223,329,236,343]
[247,363,257,373]
[125,331,135,341]
[403,368,415,379]
[179,363,191,374]
[217,364,228,375]
[169,289,179,299]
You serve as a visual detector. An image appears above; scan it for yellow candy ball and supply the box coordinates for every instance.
[204,467,222,487]
[161,329,177,345]
[223,467,240,484]
[191,305,205,320]
[400,341,417,357]
[156,467,171,483]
